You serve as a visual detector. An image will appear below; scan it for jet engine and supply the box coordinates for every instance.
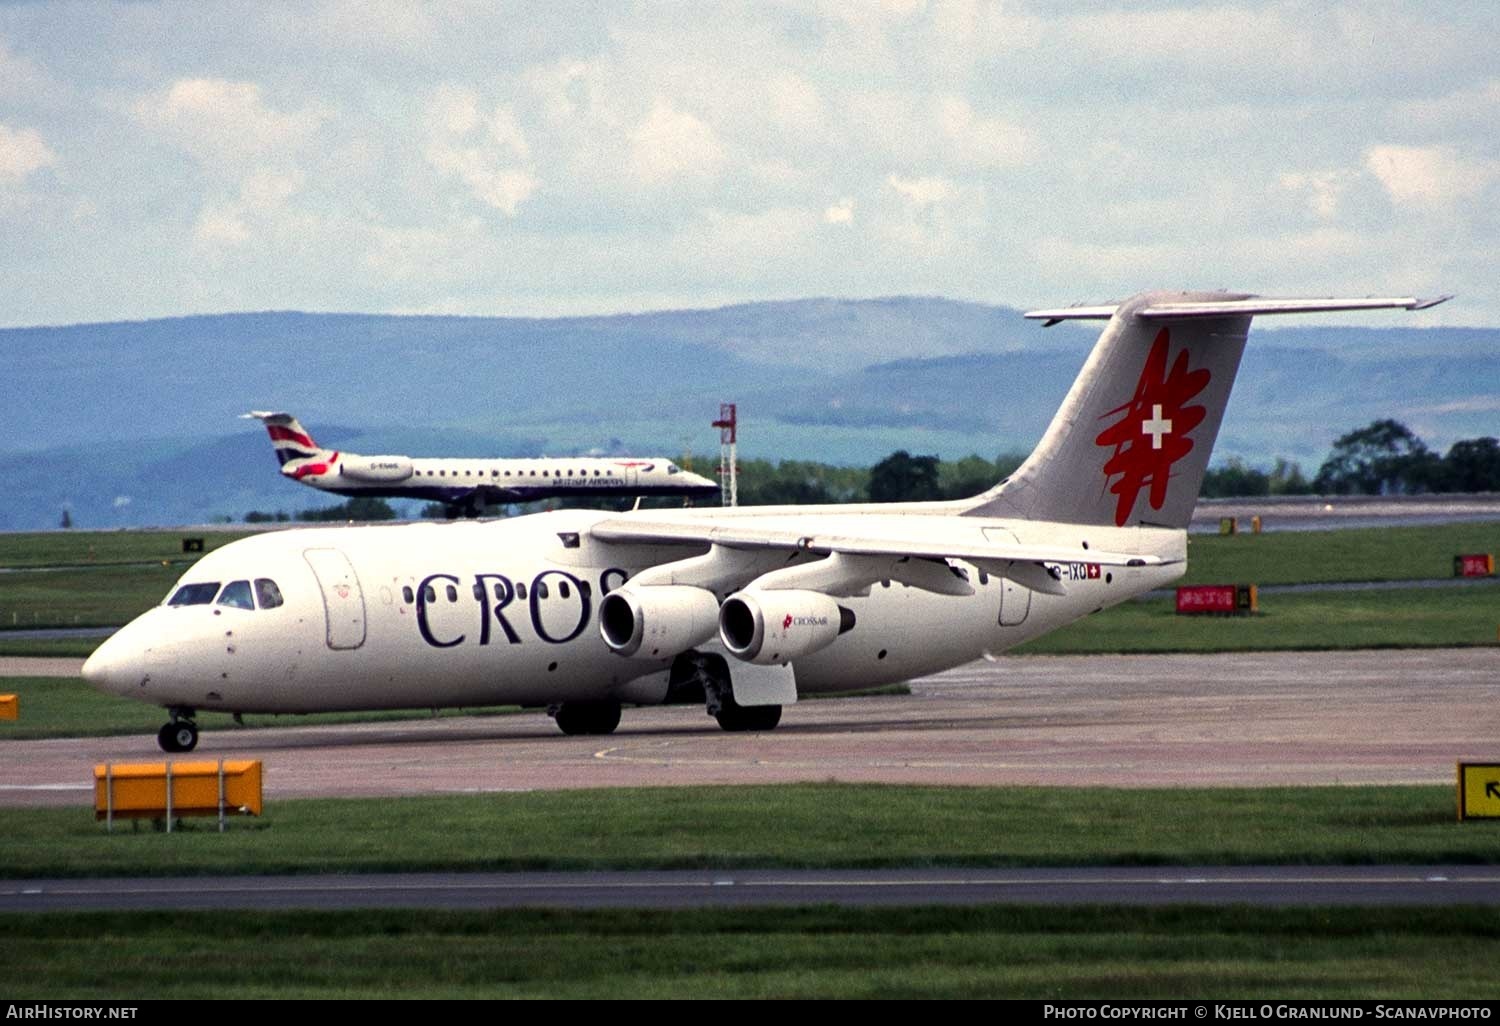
[718,589,854,665]
[598,585,720,659]
[338,457,414,483]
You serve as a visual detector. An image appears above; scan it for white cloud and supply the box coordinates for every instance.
[423,86,537,216]
[133,78,329,170]
[429,84,481,136]
[629,101,724,184]
[935,94,1033,168]
[1364,144,1496,208]
[0,123,56,183]
[825,198,855,224]
[192,169,303,248]
[426,141,538,216]
[1278,170,1349,220]
[193,206,248,246]
[887,174,955,208]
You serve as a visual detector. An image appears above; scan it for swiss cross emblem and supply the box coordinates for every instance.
[1095,328,1210,527]
[1086,563,1101,579]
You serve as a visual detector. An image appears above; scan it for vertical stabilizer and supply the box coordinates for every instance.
[963,290,1447,528]
[964,291,1251,529]
[244,411,330,471]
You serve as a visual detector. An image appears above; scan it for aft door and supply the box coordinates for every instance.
[303,548,367,650]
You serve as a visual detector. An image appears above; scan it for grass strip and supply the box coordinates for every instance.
[2,906,1497,999]
[1182,521,1500,586]
[1018,583,1500,654]
[0,529,257,569]
[1,784,1494,879]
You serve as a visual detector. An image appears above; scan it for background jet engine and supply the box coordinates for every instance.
[598,585,720,659]
[718,589,854,665]
[338,456,414,483]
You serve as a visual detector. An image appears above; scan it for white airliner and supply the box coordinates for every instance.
[87,291,1446,752]
[245,411,720,516]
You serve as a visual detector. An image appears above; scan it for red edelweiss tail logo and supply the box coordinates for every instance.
[782,614,794,630]
[1094,328,1210,527]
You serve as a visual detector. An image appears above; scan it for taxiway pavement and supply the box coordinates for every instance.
[3,648,1495,807]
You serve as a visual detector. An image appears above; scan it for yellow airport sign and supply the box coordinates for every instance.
[0,694,16,720]
[1457,763,1500,820]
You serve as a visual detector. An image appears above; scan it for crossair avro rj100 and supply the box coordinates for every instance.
[86,291,1447,752]
[246,411,719,517]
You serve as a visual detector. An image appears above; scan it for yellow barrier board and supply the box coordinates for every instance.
[94,760,263,825]
[0,694,16,721]
[1457,763,1500,820]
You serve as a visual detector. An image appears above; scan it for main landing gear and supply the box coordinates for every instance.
[551,700,622,736]
[679,651,784,733]
[157,708,199,753]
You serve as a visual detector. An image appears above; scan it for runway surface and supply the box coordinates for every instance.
[7,866,1500,912]
[3,648,1497,806]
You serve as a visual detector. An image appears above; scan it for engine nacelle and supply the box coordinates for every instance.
[718,589,853,665]
[339,456,414,483]
[598,585,720,659]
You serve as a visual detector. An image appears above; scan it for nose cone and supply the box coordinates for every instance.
[684,471,721,494]
[81,614,176,698]
[81,632,132,696]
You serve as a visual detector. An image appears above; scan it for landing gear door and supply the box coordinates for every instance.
[982,527,1032,627]
[303,548,367,650]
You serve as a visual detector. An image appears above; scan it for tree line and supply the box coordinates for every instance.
[1203,420,1500,498]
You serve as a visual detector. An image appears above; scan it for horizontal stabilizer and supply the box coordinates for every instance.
[1027,295,1450,326]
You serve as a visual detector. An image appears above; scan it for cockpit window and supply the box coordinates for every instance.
[167,582,220,606]
[667,463,680,475]
[216,580,255,610]
[255,579,284,609]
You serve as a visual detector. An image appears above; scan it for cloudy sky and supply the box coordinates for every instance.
[1,0,1495,328]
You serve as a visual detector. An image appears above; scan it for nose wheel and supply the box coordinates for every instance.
[157,711,199,753]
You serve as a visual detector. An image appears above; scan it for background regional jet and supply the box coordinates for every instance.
[246,411,719,517]
[88,291,1446,752]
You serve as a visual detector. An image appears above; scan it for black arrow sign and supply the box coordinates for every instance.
[1487,782,1500,801]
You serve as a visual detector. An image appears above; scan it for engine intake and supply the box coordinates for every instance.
[598,585,720,659]
[719,589,853,665]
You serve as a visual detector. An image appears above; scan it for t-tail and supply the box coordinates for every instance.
[963,290,1450,529]
[243,411,335,478]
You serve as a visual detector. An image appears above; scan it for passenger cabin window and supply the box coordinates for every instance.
[445,584,458,602]
[254,579,284,609]
[402,586,414,604]
[216,580,255,610]
[168,582,220,606]
[515,583,527,599]
[535,581,549,599]
[424,584,436,603]
[559,581,571,599]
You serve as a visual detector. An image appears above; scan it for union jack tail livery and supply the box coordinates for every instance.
[246,411,324,467]
[964,291,1449,529]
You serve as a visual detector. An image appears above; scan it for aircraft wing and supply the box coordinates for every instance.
[589,514,1166,596]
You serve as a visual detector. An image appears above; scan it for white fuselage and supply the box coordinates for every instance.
[83,507,1185,716]
[290,454,719,506]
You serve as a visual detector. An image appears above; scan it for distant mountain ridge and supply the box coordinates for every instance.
[3,298,1493,529]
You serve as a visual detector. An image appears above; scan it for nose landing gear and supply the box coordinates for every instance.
[156,709,199,753]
